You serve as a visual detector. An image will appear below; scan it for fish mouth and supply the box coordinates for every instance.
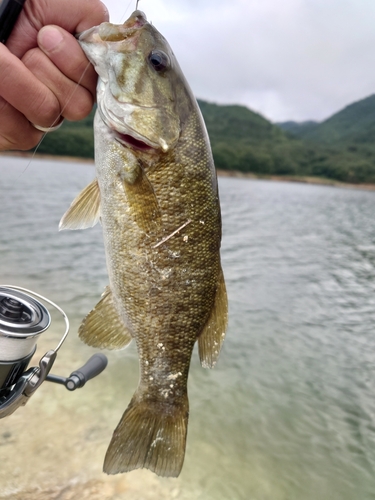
[77,11,147,49]
[114,131,155,152]
[96,11,147,43]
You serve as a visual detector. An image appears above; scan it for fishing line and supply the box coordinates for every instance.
[119,0,135,23]
[19,59,93,176]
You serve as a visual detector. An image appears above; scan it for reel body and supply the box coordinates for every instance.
[0,286,107,418]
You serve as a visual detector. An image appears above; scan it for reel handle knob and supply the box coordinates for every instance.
[66,353,108,391]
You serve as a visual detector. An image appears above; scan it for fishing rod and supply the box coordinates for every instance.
[0,285,108,419]
[0,0,25,45]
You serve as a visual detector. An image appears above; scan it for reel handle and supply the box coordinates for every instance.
[46,353,108,391]
[68,353,108,390]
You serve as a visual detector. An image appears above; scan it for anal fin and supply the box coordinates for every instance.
[198,266,228,368]
[59,178,101,230]
[79,286,132,350]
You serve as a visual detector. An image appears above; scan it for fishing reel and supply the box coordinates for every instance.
[0,285,107,419]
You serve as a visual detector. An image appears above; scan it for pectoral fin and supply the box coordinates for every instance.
[121,163,161,233]
[198,266,228,368]
[59,178,101,230]
[79,286,132,350]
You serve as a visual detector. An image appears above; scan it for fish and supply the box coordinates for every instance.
[59,10,228,478]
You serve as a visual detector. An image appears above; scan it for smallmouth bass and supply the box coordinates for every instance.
[60,10,228,477]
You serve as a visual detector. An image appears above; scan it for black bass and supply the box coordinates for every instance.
[60,10,228,478]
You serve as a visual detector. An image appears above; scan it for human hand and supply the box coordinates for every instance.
[0,0,109,151]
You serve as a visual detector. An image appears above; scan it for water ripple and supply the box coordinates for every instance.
[1,159,375,498]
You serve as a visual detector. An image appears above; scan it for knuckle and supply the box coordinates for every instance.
[80,0,109,28]
[21,47,43,71]
[63,90,94,121]
[21,50,62,126]
[35,91,61,126]
[0,97,42,151]
[96,1,110,23]
[0,128,42,152]
[16,132,42,151]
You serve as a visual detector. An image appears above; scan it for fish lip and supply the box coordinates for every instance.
[80,11,148,44]
[76,12,147,49]
[123,10,147,29]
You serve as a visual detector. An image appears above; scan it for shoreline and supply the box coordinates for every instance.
[0,151,95,165]
[216,169,375,191]
[2,151,375,192]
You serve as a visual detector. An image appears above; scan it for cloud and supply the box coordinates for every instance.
[103,0,375,122]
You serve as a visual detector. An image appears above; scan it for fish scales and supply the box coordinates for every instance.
[60,10,228,477]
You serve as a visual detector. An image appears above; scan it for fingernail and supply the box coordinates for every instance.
[38,26,64,52]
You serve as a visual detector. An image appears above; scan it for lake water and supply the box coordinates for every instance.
[1,156,375,499]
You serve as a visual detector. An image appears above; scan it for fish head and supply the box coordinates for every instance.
[79,10,189,153]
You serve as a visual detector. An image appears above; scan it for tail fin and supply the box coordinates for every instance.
[103,392,189,477]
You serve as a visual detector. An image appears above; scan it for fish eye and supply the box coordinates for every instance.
[148,50,170,72]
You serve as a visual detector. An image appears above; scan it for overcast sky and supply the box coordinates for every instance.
[103,0,375,123]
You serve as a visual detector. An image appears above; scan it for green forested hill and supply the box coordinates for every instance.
[276,120,318,136]
[36,109,95,158]
[33,95,375,184]
[279,94,375,145]
[276,94,375,183]
[197,100,310,176]
[200,99,375,183]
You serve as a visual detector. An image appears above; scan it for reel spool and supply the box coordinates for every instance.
[0,287,50,394]
[0,286,107,418]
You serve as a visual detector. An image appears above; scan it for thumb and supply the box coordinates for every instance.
[38,25,97,96]
[38,25,64,54]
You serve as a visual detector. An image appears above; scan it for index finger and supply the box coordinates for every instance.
[7,0,109,56]
[0,43,61,127]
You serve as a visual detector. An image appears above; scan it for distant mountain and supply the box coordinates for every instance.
[198,100,285,143]
[197,100,313,176]
[280,94,375,145]
[276,120,319,136]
